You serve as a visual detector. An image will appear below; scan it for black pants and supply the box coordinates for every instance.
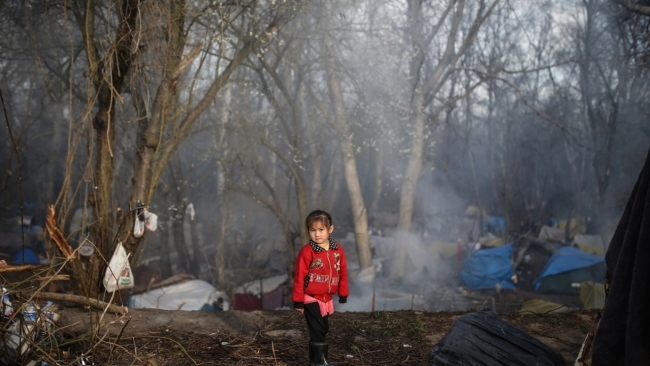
[304,302,329,342]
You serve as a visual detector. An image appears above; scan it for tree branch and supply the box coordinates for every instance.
[615,0,650,16]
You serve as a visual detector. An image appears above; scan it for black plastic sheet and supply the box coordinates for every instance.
[428,310,564,366]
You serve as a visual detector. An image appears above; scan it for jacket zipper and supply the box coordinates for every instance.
[326,251,332,294]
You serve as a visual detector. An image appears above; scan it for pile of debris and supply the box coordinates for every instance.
[0,285,63,365]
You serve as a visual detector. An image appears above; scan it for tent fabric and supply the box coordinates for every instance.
[574,243,604,256]
[593,146,650,366]
[459,243,515,290]
[427,310,564,366]
[573,234,604,256]
[12,248,39,265]
[579,281,605,310]
[516,299,576,315]
[536,268,595,295]
[435,241,458,260]
[479,234,505,248]
[232,275,287,296]
[261,284,285,310]
[538,226,566,242]
[486,216,505,235]
[556,219,587,239]
[232,275,288,310]
[130,279,222,311]
[533,246,604,291]
[233,294,262,311]
[464,205,487,217]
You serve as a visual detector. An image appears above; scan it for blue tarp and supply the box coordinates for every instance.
[459,243,516,290]
[534,246,604,291]
[12,247,40,265]
[486,216,505,234]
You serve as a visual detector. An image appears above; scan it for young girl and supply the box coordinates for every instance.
[293,210,349,366]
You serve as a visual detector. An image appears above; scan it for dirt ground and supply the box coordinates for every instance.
[49,307,597,365]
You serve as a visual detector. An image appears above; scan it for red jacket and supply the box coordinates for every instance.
[293,241,349,309]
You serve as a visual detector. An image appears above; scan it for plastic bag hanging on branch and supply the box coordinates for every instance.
[103,242,135,293]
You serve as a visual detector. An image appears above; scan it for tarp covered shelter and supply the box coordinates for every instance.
[538,226,566,242]
[572,234,604,256]
[516,299,577,315]
[232,275,287,311]
[579,281,605,310]
[11,247,39,265]
[459,243,516,290]
[130,279,225,311]
[533,246,604,295]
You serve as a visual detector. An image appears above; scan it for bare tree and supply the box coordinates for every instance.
[391,0,500,279]
[321,0,373,274]
[43,0,300,299]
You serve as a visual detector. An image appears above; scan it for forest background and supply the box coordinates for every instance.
[1,0,649,303]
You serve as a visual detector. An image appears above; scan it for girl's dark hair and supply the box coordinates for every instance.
[305,210,333,229]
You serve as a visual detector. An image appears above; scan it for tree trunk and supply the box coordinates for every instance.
[126,0,187,258]
[323,0,373,274]
[160,219,172,279]
[369,147,384,218]
[215,195,230,291]
[390,0,498,279]
[171,201,191,274]
[189,214,202,276]
[391,102,425,279]
[80,0,142,298]
[389,0,426,280]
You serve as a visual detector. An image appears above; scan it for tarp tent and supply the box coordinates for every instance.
[572,234,604,256]
[516,299,577,315]
[459,243,516,290]
[130,279,226,311]
[232,274,287,310]
[534,246,604,295]
[538,226,566,242]
[12,247,40,265]
[579,281,605,310]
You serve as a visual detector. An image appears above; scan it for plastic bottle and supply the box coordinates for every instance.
[41,300,60,322]
[0,286,12,318]
[24,301,37,322]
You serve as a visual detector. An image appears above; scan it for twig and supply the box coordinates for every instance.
[109,317,132,359]
[66,328,112,366]
[37,274,70,281]
[272,341,277,365]
[46,205,77,259]
[0,87,26,265]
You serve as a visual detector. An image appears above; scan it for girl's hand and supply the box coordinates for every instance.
[295,308,304,313]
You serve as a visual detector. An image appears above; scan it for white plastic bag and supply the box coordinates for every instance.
[133,213,145,238]
[144,211,158,232]
[103,242,134,293]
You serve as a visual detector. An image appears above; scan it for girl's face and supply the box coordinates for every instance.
[309,220,334,245]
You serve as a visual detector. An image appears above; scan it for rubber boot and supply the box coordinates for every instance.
[309,342,338,366]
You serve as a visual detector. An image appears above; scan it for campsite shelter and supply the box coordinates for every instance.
[11,247,40,265]
[572,234,604,256]
[533,246,605,295]
[130,279,228,311]
[232,275,287,311]
[459,243,516,290]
